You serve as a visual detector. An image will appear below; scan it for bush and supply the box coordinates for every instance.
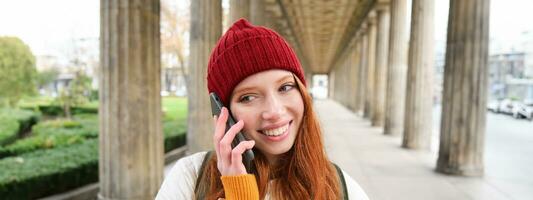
[35,119,82,129]
[0,119,97,158]
[1,108,41,134]
[163,119,187,153]
[0,139,98,199]
[0,117,19,146]
[37,105,98,116]
[0,108,187,199]
[0,133,86,158]
[37,105,63,116]
[0,109,40,146]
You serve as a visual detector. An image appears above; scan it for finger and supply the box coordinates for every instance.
[213,108,228,162]
[212,115,222,161]
[231,140,255,168]
[219,120,244,166]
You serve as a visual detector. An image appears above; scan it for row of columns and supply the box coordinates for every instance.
[329,0,489,176]
[97,0,490,198]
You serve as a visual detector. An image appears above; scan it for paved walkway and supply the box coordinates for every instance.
[317,99,531,200]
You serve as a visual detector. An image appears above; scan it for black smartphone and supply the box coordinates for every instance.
[209,92,255,173]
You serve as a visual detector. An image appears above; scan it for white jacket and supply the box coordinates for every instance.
[156,152,369,200]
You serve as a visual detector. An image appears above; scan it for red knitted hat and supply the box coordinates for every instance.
[207,18,306,106]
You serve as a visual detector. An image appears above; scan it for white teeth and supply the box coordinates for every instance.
[263,124,289,136]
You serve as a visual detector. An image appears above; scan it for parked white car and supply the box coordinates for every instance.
[487,100,499,113]
[512,103,533,120]
[497,99,515,114]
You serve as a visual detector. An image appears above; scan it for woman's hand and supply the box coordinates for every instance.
[213,107,255,176]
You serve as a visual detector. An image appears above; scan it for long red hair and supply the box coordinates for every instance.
[196,75,341,199]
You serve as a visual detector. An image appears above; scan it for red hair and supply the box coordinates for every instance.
[196,75,341,199]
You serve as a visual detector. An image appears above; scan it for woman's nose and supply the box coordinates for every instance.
[261,96,284,120]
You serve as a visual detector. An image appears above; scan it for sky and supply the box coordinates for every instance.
[0,0,531,58]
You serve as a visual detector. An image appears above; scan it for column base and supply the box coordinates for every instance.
[436,162,484,176]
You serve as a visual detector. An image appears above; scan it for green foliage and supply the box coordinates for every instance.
[0,37,37,107]
[0,119,97,158]
[0,117,19,146]
[0,97,188,198]
[89,89,99,101]
[163,118,187,152]
[33,104,98,116]
[37,104,64,116]
[0,109,40,146]
[1,108,41,132]
[162,96,187,121]
[55,72,93,118]
[0,139,99,199]
[36,68,60,88]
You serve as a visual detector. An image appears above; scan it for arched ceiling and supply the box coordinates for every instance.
[263,0,377,74]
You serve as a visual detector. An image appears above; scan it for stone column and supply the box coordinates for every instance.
[99,0,163,199]
[349,47,359,111]
[343,55,350,107]
[329,71,335,99]
[188,0,222,153]
[250,0,266,26]
[328,70,335,99]
[229,0,250,24]
[341,59,347,104]
[372,3,390,127]
[384,0,409,136]
[364,13,378,119]
[357,28,369,115]
[402,0,434,149]
[349,41,361,113]
[436,0,490,176]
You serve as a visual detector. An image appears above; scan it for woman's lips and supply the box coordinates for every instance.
[259,121,292,142]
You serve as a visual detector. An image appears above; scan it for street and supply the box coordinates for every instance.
[432,105,533,200]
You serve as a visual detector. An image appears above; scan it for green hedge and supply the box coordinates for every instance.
[0,117,19,146]
[0,139,99,199]
[163,119,187,153]
[0,113,186,199]
[0,119,97,158]
[0,109,40,146]
[36,105,98,116]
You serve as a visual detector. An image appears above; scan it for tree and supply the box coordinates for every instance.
[56,71,92,118]
[161,0,190,92]
[0,37,37,107]
[36,68,60,89]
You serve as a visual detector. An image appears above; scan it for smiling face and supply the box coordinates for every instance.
[229,69,304,164]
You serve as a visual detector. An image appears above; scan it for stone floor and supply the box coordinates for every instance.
[317,99,532,200]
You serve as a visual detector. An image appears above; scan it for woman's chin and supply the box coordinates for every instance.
[264,146,291,156]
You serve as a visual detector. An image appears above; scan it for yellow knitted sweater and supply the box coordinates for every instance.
[221,174,259,200]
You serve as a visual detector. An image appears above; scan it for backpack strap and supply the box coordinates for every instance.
[194,151,214,200]
[332,163,349,200]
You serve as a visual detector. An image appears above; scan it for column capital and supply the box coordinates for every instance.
[358,22,368,35]
[366,10,378,25]
[375,1,390,12]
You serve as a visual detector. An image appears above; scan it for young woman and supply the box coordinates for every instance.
[156,19,368,200]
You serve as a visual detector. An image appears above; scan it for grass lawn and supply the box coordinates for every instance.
[162,96,188,121]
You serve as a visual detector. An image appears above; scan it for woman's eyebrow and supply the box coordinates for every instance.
[277,75,294,83]
[233,74,294,96]
[233,87,255,95]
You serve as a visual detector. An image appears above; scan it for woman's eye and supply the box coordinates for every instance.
[238,95,255,103]
[279,84,295,92]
